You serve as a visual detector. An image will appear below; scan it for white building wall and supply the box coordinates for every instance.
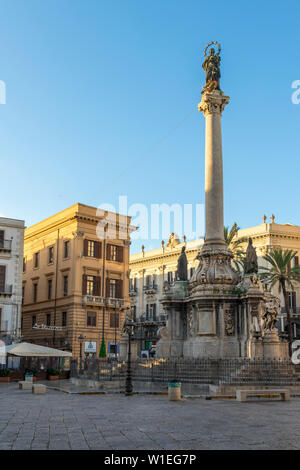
[129,238,204,321]
[0,217,25,342]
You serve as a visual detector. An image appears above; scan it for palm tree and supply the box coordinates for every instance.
[260,248,300,356]
[224,222,247,271]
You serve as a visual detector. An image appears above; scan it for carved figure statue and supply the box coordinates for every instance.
[188,309,194,335]
[262,296,280,332]
[202,45,221,92]
[177,246,188,281]
[245,238,258,274]
[224,310,235,335]
[166,233,180,249]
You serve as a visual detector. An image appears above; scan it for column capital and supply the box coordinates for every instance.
[198,90,230,117]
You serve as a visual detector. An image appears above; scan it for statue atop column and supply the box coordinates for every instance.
[245,238,258,274]
[177,246,188,281]
[202,41,221,93]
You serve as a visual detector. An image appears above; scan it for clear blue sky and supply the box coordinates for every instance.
[0,0,300,254]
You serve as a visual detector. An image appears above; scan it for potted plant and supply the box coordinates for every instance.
[25,368,38,382]
[0,368,11,383]
[47,368,60,381]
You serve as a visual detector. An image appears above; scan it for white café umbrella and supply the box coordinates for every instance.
[5,342,72,358]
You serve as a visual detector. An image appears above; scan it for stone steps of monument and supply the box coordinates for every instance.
[218,363,300,385]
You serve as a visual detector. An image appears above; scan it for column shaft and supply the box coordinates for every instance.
[204,111,224,246]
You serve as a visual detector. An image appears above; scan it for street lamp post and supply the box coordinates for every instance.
[114,300,118,360]
[125,318,134,396]
[78,334,84,373]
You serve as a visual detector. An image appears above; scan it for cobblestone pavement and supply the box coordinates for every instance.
[0,383,300,450]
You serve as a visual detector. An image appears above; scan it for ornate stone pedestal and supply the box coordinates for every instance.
[119,333,138,360]
[262,330,289,358]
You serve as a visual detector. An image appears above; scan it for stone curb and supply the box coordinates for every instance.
[44,385,300,399]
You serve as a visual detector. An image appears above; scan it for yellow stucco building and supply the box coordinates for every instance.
[22,203,134,359]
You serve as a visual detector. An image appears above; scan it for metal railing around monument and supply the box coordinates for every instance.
[70,357,300,386]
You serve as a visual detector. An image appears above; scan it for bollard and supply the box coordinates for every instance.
[168,382,181,401]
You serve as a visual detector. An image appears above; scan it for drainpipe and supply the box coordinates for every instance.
[53,229,60,347]
[101,224,108,356]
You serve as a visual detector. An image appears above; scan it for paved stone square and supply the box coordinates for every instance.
[0,383,300,450]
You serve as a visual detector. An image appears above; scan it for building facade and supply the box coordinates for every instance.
[129,234,204,356]
[0,217,25,344]
[22,203,134,359]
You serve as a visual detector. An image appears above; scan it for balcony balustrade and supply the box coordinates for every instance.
[129,288,138,297]
[0,240,12,253]
[0,285,13,296]
[82,295,104,306]
[106,298,125,308]
[143,283,158,294]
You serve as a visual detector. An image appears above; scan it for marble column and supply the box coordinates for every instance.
[198,90,229,249]
[191,89,238,287]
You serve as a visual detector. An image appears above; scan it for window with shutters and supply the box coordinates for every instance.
[32,315,36,328]
[109,343,118,354]
[110,245,117,261]
[64,241,70,258]
[0,231,4,248]
[83,275,100,296]
[0,266,5,292]
[34,252,39,268]
[130,277,137,292]
[46,313,51,326]
[146,303,157,320]
[22,286,25,305]
[33,283,38,303]
[84,239,101,259]
[288,291,297,313]
[87,311,96,327]
[63,275,68,297]
[87,240,95,257]
[62,311,67,327]
[107,244,123,262]
[109,279,117,298]
[132,305,137,321]
[106,278,122,299]
[295,256,299,267]
[23,258,26,273]
[145,274,156,289]
[48,246,54,264]
[117,279,123,298]
[48,279,52,300]
[190,267,195,279]
[167,271,175,284]
[110,312,119,328]
[86,276,95,295]
[153,303,157,321]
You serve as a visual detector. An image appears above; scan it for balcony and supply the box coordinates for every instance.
[106,298,125,308]
[0,240,12,253]
[129,288,138,297]
[143,283,158,294]
[136,313,166,326]
[82,295,104,306]
[0,285,13,297]
[281,307,300,315]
